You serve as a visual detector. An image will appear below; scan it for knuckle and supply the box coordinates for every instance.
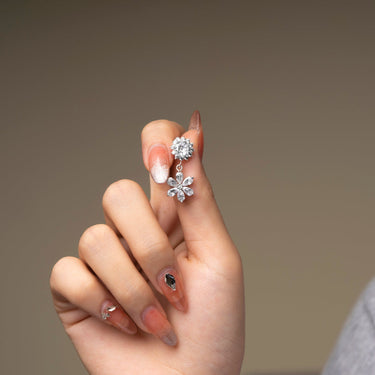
[71,274,98,303]
[50,256,77,292]
[141,120,184,140]
[102,179,142,210]
[137,239,169,264]
[50,256,99,307]
[141,120,168,137]
[120,280,149,303]
[78,224,113,258]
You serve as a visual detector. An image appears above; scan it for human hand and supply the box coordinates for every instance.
[50,111,245,375]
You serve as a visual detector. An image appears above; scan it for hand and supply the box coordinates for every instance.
[50,111,245,375]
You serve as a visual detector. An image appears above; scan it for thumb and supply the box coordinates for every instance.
[171,111,237,263]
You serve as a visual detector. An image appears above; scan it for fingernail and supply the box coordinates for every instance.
[188,110,204,159]
[188,110,202,133]
[148,144,170,184]
[158,268,187,312]
[141,305,178,347]
[160,329,178,347]
[101,300,137,335]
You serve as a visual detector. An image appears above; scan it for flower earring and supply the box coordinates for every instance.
[167,137,194,203]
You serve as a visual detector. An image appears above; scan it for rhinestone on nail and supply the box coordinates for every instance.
[102,305,117,320]
[165,274,176,291]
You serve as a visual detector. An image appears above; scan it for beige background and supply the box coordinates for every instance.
[1,1,375,374]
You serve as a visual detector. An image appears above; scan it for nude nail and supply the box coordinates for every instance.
[188,110,202,133]
[158,267,187,312]
[101,301,137,335]
[188,110,204,159]
[148,145,170,184]
[160,329,178,347]
[141,305,178,346]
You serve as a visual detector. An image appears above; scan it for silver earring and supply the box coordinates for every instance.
[167,137,194,203]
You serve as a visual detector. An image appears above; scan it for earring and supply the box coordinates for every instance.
[167,137,194,203]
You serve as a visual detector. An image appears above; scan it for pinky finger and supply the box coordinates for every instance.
[50,256,137,335]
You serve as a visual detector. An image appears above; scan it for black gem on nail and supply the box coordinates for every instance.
[165,273,176,291]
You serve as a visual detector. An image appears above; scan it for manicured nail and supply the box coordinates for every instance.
[101,300,137,335]
[188,110,201,133]
[158,267,187,312]
[148,144,170,184]
[188,110,203,159]
[141,305,178,346]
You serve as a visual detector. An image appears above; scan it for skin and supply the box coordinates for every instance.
[50,113,245,375]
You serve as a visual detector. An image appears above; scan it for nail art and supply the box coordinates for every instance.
[165,273,176,291]
[158,268,187,312]
[102,304,117,320]
[141,305,177,347]
[149,145,169,184]
[101,301,137,335]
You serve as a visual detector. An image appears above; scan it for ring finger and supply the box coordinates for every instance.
[50,256,137,336]
[78,223,178,346]
[102,179,187,312]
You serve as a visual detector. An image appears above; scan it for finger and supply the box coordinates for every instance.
[50,256,137,335]
[78,224,178,346]
[102,180,187,312]
[103,212,144,273]
[170,111,237,262]
[141,120,184,238]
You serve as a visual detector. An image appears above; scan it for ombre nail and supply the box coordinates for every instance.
[141,305,178,346]
[101,300,137,335]
[158,268,187,312]
[148,145,170,184]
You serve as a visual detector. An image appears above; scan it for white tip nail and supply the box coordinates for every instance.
[151,159,169,184]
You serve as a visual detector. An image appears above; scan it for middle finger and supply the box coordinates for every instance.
[102,179,187,312]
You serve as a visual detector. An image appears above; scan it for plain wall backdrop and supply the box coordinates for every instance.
[1,1,375,374]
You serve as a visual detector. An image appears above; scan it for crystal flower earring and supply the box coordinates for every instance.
[167,136,194,203]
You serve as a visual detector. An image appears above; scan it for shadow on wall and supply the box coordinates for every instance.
[247,372,319,375]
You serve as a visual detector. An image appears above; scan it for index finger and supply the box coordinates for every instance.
[141,120,184,243]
